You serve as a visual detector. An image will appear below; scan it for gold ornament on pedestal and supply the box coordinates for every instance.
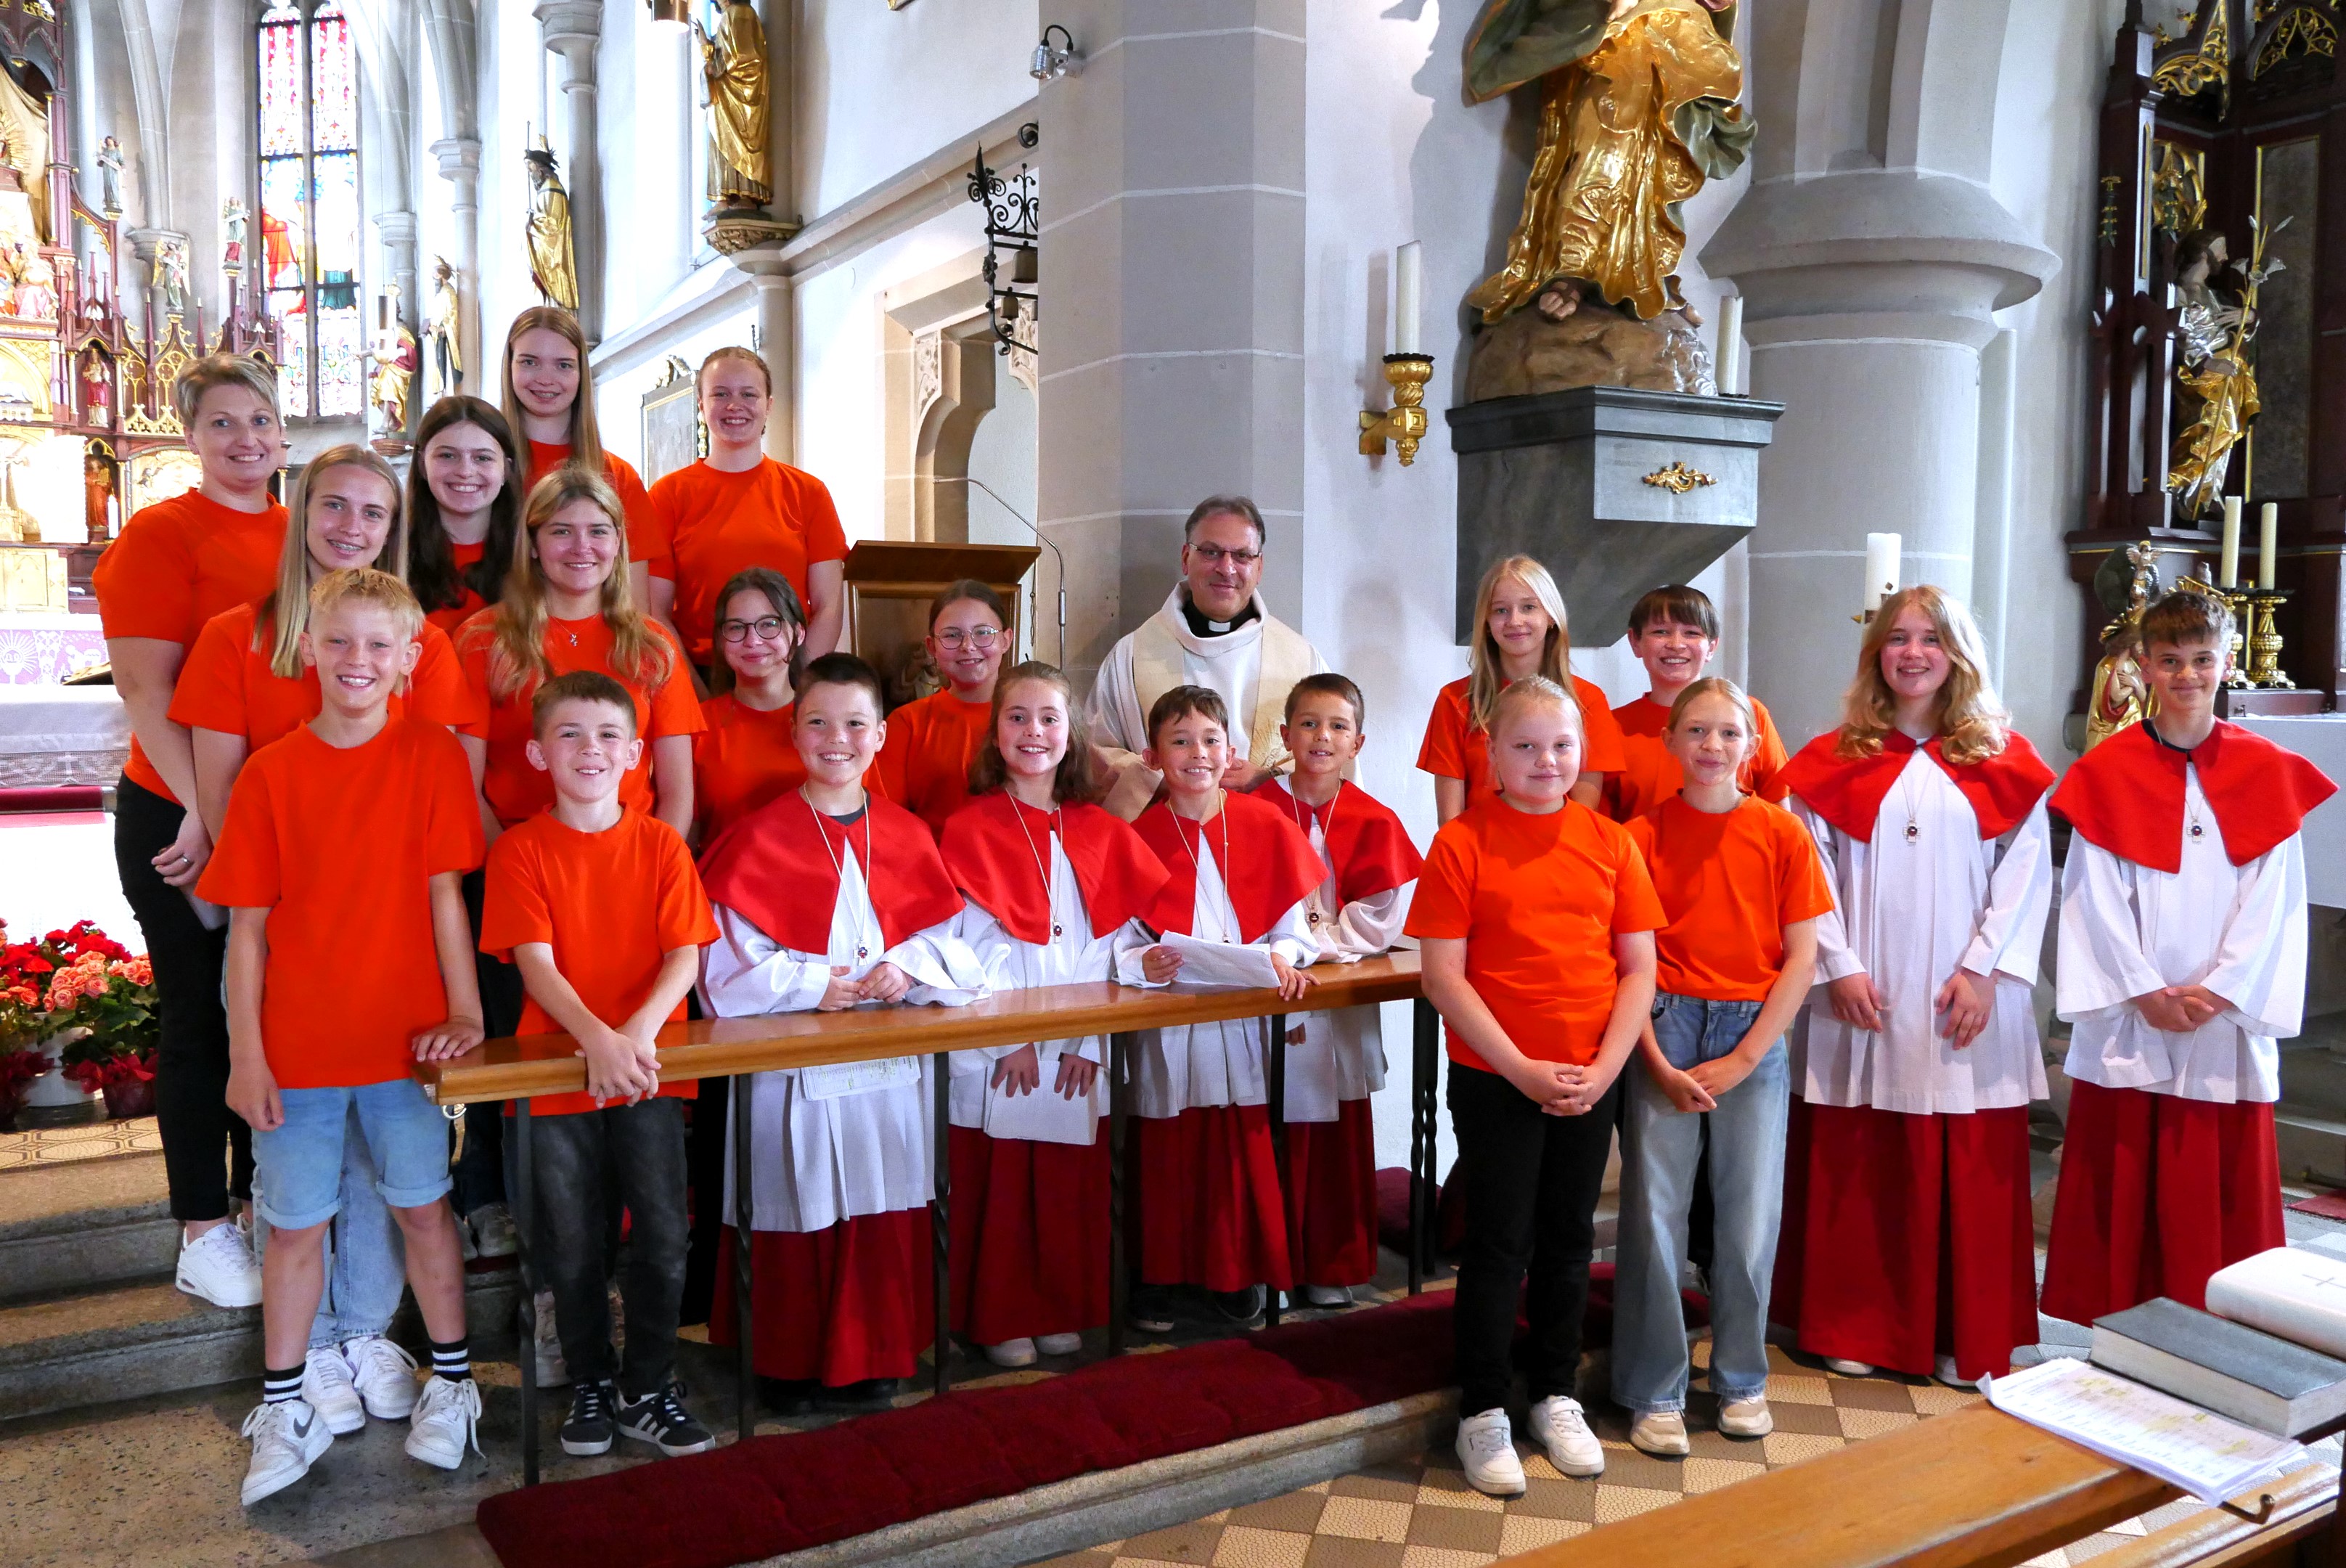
[2165,219,2284,520]
[699,0,771,208]
[524,139,581,313]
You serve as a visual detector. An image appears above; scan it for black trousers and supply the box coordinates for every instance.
[679,1075,728,1328]
[114,777,250,1222]
[527,1097,690,1399]
[451,869,521,1217]
[1447,1059,1620,1418]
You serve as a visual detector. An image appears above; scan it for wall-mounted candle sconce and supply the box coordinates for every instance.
[1361,241,1434,466]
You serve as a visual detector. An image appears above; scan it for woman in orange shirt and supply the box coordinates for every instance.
[1405,676,1662,1498]
[456,467,702,843]
[406,397,523,635]
[692,565,807,843]
[641,346,847,669]
[874,579,1008,838]
[89,352,285,1306]
[1418,555,1625,822]
[499,307,659,615]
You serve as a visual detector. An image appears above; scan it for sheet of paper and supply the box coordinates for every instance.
[798,1054,920,1102]
[1983,1355,2308,1504]
[1159,931,1282,991]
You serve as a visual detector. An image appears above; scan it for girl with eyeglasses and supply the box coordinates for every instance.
[874,579,1011,839]
[691,565,809,844]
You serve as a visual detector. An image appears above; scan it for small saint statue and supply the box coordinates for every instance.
[155,237,190,316]
[221,198,248,274]
[371,288,419,438]
[427,256,462,399]
[9,242,56,320]
[81,347,110,426]
[524,141,581,313]
[2085,541,2163,751]
[96,134,123,218]
[699,0,773,209]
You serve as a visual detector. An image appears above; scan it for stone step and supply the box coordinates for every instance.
[0,1262,522,1424]
[2276,1105,2346,1190]
[0,1149,179,1303]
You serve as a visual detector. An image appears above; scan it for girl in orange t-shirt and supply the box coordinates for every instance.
[641,346,848,668]
[1418,555,1625,824]
[455,466,703,841]
[875,579,1009,838]
[406,396,523,635]
[1609,679,1831,1459]
[1405,676,1662,1498]
[692,565,807,842]
[499,306,658,615]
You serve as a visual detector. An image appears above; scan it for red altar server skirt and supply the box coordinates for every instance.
[1286,1098,1379,1288]
[1773,1098,2039,1381]
[948,1124,1111,1345]
[1134,1104,1294,1292]
[711,1209,933,1386]
[2040,1079,2284,1322]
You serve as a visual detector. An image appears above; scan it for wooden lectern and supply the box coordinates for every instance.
[841,541,1039,710]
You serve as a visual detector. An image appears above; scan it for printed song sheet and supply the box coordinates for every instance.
[1982,1356,2308,1503]
[1158,932,1282,991]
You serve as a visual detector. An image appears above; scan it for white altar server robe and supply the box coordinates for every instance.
[1282,816,1409,1123]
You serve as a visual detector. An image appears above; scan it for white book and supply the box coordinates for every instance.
[2205,1247,2346,1360]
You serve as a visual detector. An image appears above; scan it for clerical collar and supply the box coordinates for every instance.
[1180,595,1261,639]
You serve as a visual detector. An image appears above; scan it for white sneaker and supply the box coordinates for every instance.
[1455,1408,1526,1496]
[1824,1357,1876,1376]
[1036,1333,1083,1356]
[468,1204,518,1259]
[343,1335,420,1420]
[984,1338,1037,1368]
[1934,1355,1980,1388]
[240,1399,332,1506]
[1295,1284,1354,1309]
[404,1376,483,1471]
[530,1289,569,1388]
[1529,1395,1606,1477]
[176,1222,264,1309]
[1628,1409,1690,1457]
[300,1347,366,1436]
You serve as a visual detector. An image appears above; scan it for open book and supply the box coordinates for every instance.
[1982,1357,2306,1504]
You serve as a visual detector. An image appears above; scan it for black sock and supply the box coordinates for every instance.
[429,1336,471,1383]
[262,1364,303,1405]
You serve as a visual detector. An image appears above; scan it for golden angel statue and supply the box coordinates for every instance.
[427,256,462,399]
[1465,0,1753,324]
[2165,224,2280,521]
[699,0,772,208]
[2084,541,2163,751]
[525,142,581,313]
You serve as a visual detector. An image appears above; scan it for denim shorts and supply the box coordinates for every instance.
[250,1077,454,1229]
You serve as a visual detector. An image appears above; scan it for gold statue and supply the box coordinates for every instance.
[371,294,418,438]
[0,63,49,244]
[1464,0,1752,324]
[427,256,462,399]
[2085,540,2162,751]
[699,0,772,208]
[2166,222,2282,520]
[524,142,581,313]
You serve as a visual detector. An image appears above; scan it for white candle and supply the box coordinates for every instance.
[1864,532,1901,613]
[2220,497,2241,588]
[1394,242,1422,356]
[1716,293,1744,396]
[2260,502,2279,592]
[106,494,120,539]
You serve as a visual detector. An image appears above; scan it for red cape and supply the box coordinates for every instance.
[2052,719,2335,872]
[939,791,1171,945]
[699,788,963,955]
[1258,779,1424,905]
[1135,790,1325,944]
[1780,728,2054,843]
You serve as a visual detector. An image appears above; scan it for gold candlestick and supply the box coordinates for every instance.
[2242,589,2294,689]
[1360,353,1435,466]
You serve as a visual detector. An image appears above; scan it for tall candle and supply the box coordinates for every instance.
[1717,293,1744,396]
[2260,501,2279,592]
[1864,532,1901,613]
[2219,496,2241,588]
[1394,242,1422,356]
[106,494,120,542]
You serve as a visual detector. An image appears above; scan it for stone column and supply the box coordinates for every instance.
[1038,0,1307,686]
[124,227,188,322]
[535,0,603,339]
[431,136,483,393]
[372,210,420,438]
[729,243,795,465]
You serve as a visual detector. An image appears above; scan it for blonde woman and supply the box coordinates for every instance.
[1773,586,2055,1389]
[1418,555,1625,822]
[499,306,658,613]
[453,465,703,843]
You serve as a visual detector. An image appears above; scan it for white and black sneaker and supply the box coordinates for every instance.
[616,1382,718,1456]
[561,1379,618,1456]
[240,1399,332,1506]
[300,1345,366,1436]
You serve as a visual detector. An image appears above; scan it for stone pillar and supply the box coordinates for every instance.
[535,0,602,339]
[729,243,795,465]
[124,227,187,322]
[1038,0,1307,685]
[372,210,420,438]
[431,136,483,393]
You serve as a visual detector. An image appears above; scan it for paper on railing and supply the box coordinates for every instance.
[1158,932,1282,991]
[1982,1355,2308,1503]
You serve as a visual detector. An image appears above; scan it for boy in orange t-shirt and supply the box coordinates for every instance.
[198,570,488,1506]
[1608,585,1789,821]
[1405,675,1662,1498]
[1610,679,1831,1458]
[479,671,721,1461]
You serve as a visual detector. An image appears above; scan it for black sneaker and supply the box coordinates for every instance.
[812,1377,899,1414]
[1213,1286,1266,1325]
[1127,1285,1177,1334]
[560,1379,616,1456]
[616,1382,717,1456]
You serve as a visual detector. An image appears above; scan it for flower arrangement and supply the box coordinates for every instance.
[0,920,155,1114]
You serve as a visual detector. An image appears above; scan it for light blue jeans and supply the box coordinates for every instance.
[1611,992,1789,1416]
[251,1103,414,1351]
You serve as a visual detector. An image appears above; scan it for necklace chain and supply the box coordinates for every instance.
[801,788,875,960]
[1010,798,1063,937]
[1283,783,1336,926]
[1174,792,1231,939]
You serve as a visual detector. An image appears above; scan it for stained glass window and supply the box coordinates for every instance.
[257,0,361,420]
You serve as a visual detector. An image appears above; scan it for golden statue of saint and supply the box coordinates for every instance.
[525,144,581,313]
[700,0,772,208]
[1465,0,1752,324]
[2084,542,2164,751]
[2165,227,2273,520]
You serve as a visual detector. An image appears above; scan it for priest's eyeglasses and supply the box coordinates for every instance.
[936,626,1002,650]
[719,616,790,643]
[1189,544,1262,567]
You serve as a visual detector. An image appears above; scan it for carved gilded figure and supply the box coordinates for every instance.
[525,144,581,312]
[372,313,419,436]
[2165,226,2277,520]
[1465,0,1752,324]
[2084,542,2162,751]
[427,256,462,398]
[699,0,772,208]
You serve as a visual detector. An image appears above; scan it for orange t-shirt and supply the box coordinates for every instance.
[478,809,719,1116]
[1405,799,1664,1071]
[1607,693,1792,822]
[454,611,705,826]
[873,687,992,840]
[169,600,483,753]
[1415,674,1628,809]
[91,490,289,804]
[524,443,654,554]
[423,539,494,634]
[197,718,484,1087]
[692,693,805,841]
[638,458,848,664]
[1625,796,1834,1004]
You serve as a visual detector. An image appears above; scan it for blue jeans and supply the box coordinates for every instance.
[250,1111,410,1350]
[1611,992,1789,1415]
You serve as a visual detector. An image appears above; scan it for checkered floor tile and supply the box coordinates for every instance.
[0,1114,159,1169]
[1029,1342,2216,1568]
